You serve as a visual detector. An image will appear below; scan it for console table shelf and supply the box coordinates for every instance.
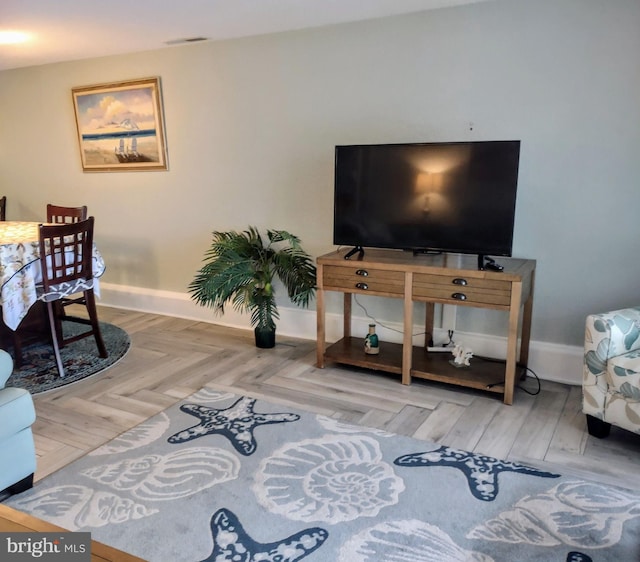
[316,248,536,404]
[325,337,507,395]
[411,350,506,395]
[325,337,404,375]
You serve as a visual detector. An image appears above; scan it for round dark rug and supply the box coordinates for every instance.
[6,321,131,394]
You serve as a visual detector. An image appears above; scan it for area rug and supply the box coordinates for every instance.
[6,388,640,561]
[6,321,130,394]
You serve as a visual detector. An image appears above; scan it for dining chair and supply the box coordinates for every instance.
[0,196,6,221]
[46,204,88,224]
[45,204,89,330]
[37,217,107,377]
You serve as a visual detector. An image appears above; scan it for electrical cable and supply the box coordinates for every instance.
[353,294,429,337]
[517,365,541,395]
[474,354,541,395]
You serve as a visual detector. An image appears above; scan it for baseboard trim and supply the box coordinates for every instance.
[99,282,583,387]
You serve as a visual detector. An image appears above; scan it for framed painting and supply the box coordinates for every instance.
[72,77,168,172]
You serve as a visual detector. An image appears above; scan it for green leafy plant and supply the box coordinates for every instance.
[189,227,316,340]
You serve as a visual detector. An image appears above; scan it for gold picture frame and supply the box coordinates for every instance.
[72,77,168,172]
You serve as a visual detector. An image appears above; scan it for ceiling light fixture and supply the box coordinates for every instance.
[0,31,30,45]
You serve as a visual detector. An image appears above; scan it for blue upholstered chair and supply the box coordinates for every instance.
[0,349,36,495]
[583,307,640,438]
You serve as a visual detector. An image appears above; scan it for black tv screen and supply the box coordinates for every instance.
[333,140,521,257]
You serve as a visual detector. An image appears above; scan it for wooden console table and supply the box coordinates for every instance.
[316,249,536,405]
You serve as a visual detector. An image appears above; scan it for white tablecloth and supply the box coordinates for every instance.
[0,221,105,330]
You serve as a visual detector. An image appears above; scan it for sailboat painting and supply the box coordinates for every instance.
[72,77,168,172]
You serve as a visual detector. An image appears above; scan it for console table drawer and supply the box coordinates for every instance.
[413,273,511,306]
[323,266,404,296]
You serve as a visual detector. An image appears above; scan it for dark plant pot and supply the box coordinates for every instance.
[254,326,276,349]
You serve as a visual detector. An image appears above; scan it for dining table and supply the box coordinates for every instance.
[0,221,105,331]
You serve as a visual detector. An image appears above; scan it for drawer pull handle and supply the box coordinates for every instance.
[355,282,369,290]
[355,269,369,277]
[452,278,468,286]
[452,292,467,301]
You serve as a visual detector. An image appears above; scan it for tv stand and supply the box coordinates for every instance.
[316,249,536,404]
[343,246,365,260]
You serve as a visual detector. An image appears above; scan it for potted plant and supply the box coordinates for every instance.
[189,227,316,348]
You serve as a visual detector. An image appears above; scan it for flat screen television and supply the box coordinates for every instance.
[333,140,521,263]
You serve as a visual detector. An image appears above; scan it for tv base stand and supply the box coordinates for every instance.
[343,245,365,260]
[316,249,535,405]
[478,254,504,271]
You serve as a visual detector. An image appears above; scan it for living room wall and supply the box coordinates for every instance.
[0,0,638,382]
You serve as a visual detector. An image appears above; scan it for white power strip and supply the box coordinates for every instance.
[426,346,454,353]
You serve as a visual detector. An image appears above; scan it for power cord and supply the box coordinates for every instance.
[518,365,541,395]
[353,294,429,338]
[475,354,541,396]
[446,330,455,347]
[352,294,456,345]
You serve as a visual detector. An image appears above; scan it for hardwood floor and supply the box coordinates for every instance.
[30,306,640,493]
[0,504,145,561]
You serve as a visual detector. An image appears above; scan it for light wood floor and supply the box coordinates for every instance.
[30,306,640,493]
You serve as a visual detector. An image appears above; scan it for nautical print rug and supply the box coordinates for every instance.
[6,387,640,561]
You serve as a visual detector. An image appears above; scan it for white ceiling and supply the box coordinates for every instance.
[0,0,490,72]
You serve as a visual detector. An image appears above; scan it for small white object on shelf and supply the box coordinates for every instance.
[450,343,473,367]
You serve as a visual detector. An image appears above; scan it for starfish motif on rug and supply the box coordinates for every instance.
[167,396,300,455]
[567,553,592,562]
[200,508,328,562]
[394,446,560,501]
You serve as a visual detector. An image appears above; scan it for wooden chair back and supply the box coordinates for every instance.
[38,217,95,291]
[46,204,88,224]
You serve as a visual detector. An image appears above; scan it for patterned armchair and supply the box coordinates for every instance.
[583,307,640,437]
